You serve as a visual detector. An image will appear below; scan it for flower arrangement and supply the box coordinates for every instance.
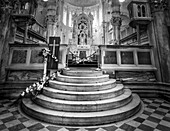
[41,48,58,62]
[70,51,97,64]
[10,48,59,106]
[20,72,57,99]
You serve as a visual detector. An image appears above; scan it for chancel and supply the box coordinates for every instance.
[0,0,170,130]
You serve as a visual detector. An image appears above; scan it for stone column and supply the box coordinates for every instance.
[110,0,121,45]
[101,0,106,45]
[46,2,56,42]
[150,0,170,82]
[59,0,64,23]
[0,2,16,82]
[97,5,100,26]
[66,6,69,26]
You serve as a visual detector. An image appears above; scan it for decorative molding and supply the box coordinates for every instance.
[149,0,168,12]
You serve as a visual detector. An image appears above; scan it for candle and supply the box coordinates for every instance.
[53,40,56,55]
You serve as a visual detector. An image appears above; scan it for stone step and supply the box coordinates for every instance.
[21,94,141,126]
[62,69,103,77]
[56,73,109,84]
[33,89,132,112]
[49,79,117,92]
[43,84,124,101]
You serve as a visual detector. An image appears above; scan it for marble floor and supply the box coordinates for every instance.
[0,98,170,131]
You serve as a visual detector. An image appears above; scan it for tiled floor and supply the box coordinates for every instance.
[0,98,170,131]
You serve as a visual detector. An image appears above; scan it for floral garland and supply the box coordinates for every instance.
[41,48,58,62]
[20,73,56,99]
[10,48,59,106]
[20,48,58,98]
[70,51,97,64]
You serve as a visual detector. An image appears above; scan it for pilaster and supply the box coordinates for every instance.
[149,0,170,82]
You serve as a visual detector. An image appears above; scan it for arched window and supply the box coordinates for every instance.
[142,5,146,17]
[137,5,141,17]
[137,4,146,17]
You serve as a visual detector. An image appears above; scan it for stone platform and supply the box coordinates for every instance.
[21,68,142,126]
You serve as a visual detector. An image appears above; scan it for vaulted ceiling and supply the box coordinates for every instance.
[65,0,100,7]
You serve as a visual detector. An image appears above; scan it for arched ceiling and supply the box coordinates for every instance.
[65,0,100,7]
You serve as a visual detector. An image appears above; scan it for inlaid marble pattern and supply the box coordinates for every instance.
[121,51,134,64]
[104,51,117,64]
[11,50,27,64]
[30,50,44,64]
[0,98,170,131]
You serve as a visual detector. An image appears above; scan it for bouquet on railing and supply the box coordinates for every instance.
[40,48,58,62]
[10,47,59,106]
[69,51,97,64]
[10,72,57,106]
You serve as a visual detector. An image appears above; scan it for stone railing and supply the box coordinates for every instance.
[99,45,156,71]
[6,43,68,82]
[6,43,48,81]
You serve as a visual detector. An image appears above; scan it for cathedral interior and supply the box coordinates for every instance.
[0,0,170,131]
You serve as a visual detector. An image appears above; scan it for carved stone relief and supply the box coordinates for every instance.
[7,70,43,81]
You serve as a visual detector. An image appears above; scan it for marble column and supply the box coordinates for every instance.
[59,0,64,23]
[66,6,69,26]
[101,0,106,45]
[46,2,56,42]
[111,0,121,45]
[97,6,100,26]
[150,0,170,82]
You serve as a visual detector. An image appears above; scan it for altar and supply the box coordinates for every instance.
[67,12,98,66]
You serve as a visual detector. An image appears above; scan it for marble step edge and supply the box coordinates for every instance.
[49,79,116,91]
[62,69,103,77]
[21,94,142,126]
[56,74,109,84]
[58,73,109,79]
[33,89,132,112]
[43,84,124,101]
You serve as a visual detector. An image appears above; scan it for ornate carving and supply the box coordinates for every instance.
[110,16,122,26]
[8,70,43,81]
[149,0,168,12]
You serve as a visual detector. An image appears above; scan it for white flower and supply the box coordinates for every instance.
[37,84,43,91]
[26,87,29,93]
[21,91,25,96]
[36,82,40,87]
[32,83,36,87]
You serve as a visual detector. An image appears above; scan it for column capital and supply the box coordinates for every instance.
[149,0,168,12]
[46,15,56,24]
[111,0,120,7]
[110,16,121,26]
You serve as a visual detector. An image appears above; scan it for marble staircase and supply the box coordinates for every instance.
[21,68,142,126]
